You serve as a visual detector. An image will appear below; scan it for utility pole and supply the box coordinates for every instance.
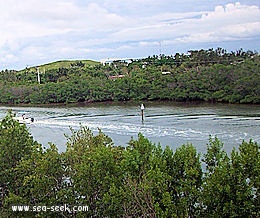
[37,67,40,84]
[159,41,162,72]
[159,41,162,55]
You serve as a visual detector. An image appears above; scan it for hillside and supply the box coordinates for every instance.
[19,59,99,73]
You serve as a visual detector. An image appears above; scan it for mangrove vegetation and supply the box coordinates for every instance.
[0,112,259,217]
[0,48,259,105]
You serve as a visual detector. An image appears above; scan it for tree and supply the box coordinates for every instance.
[239,140,260,216]
[200,137,258,217]
[169,144,202,217]
[0,112,35,197]
[0,111,40,216]
[64,126,123,217]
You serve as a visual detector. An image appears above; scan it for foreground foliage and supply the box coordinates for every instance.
[0,48,259,104]
[0,112,259,217]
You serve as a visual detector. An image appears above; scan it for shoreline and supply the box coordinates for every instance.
[0,99,259,109]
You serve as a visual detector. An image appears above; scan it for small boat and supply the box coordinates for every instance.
[14,113,34,124]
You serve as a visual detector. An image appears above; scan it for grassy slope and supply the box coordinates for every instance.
[19,60,100,73]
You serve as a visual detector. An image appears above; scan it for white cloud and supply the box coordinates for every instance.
[192,2,260,41]
[0,1,259,69]
[110,2,260,45]
[0,1,127,40]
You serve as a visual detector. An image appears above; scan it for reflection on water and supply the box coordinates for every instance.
[0,102,259,153]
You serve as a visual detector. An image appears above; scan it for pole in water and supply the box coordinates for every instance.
[140,103,145,122]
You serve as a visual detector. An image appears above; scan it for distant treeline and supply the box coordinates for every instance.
[0,112,259,217]
[0,48,259,104]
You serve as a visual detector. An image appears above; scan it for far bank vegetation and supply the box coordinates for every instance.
[0,48,259,104]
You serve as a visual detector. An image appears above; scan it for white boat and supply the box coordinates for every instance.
[14,113,34,124]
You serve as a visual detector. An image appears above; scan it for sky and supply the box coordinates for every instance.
[0,0,260,70]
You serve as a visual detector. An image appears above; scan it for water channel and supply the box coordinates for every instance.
[0,102,259,154]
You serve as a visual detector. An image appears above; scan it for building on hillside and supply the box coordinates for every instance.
[108,75,125,80]
[162,71,171,75]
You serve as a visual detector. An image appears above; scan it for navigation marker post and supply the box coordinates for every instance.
[141,103,145,123]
